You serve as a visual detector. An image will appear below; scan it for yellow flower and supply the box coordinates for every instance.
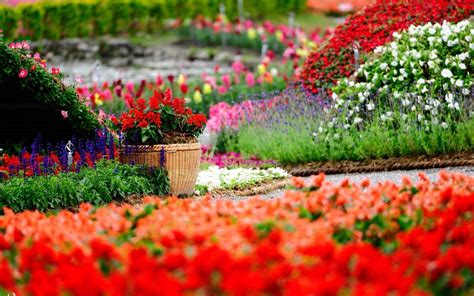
[296,48,309,58]
[257,64,266,75]
[193,90,203,103]
[275,30,283,42]
[203,83,213,94]
[94,93,103,106]
[247,28,257,40]
[177,74,186,85]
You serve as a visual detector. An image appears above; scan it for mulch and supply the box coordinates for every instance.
[283,152,474,177]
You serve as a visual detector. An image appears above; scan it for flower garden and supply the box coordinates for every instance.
[0,0,473,294]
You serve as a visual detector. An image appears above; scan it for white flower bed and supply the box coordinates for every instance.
[329,20,473,129]
[195,166,289,195]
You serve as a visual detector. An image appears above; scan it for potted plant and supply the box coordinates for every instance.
[111,88,206,195]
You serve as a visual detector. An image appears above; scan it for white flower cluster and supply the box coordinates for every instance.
[329,20,473,129]
[195,166,289,195]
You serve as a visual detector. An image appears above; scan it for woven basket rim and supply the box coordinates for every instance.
[119,142,201,152]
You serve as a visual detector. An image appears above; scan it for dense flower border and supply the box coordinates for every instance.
[0,172,473,294]
[299,0,472,93]
[0,131,117,179]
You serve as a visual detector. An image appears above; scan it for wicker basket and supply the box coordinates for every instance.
[119,142,201,195]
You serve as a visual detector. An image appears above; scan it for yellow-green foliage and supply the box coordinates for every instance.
[0,0,307,40]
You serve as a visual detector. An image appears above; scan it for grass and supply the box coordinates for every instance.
[236,117,474,164]
[268,11,338,32]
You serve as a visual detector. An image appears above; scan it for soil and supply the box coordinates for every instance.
[283,152,474,176]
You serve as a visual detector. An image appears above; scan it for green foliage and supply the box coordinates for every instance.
[0,41,101,136]
[0,0,307,40]
[0,160,170,213]
[177,27,287,53]
[187,80,288,116]
[236,115,474,164]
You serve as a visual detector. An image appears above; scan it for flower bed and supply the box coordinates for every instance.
[176,16,325,54]
[330,20,473,130]
[0,172,473,294]
[0,160,169,212]
[195,165,288,195]
[298,0,472,93]
[0,131,116,179]
[200,150,277,168]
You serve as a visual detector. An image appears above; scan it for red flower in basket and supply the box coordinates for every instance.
[113,89,206,145]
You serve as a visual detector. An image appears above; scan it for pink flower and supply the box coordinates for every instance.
[102,89,113,100]
[98,109,106,121]
[245,72,255,87]
[75,75,83,84]
[233,74,240,84]
[114,85,122,97]
[125,82,135,95]
[21,41,30,50]
[18,68,28,78]
[214,64,220,73]
[33,53,41,61]
[217,86,227,94]
[156,75,164,87]
[61,110,68,119]
[221,74,231,89]
[231,60,245,74]
[52,68,60,75]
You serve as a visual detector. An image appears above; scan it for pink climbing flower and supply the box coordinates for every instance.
[61,110,68,119]
[52,68,60,75]
[18,68,28,78]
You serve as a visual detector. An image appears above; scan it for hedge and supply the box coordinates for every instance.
[0,0,307,40]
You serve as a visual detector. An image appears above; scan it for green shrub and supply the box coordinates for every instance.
[0,160,170,213]
[0,0,307,40]
[0,6,18,39]
[0,40,101,136]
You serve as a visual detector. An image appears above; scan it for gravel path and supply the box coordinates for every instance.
[238,166,474,200]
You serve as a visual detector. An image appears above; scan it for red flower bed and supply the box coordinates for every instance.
[299,0,473,93]
[1,172,474,294]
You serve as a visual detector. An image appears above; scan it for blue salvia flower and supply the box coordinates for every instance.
[108,132,115,160]
[160,147,166,167]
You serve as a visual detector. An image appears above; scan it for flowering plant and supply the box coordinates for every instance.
[195,165,288,195]
[112,89,206,145]
[299,0,472,93]
[2,172,474,294]
[330,20,473,129]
